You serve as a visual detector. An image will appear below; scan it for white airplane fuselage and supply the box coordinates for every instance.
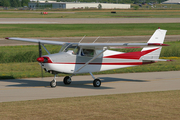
[41,48,155,74]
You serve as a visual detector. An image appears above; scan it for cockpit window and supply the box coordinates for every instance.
[60,43,79,55]
[81,49,94,57]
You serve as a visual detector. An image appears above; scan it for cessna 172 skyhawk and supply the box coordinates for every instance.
[5,28,170,88]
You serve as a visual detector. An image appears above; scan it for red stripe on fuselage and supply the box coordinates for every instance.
[103,48,159,59]
[50,62,154,65]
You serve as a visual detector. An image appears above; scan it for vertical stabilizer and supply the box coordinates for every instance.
[141,29,167,60]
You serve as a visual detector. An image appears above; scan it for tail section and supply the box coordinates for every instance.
[141,29,167,60]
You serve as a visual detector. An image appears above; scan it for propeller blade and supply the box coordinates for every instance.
[38,42,42,57]
[38,42,43,79]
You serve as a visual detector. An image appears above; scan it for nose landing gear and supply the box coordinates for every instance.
[50,74,57,88]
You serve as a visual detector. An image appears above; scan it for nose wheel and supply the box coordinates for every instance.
[50,79,56,88]
[50,74,57,88]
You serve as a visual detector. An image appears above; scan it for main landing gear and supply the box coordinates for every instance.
[63,76,72,85]
[93,79,101,87]
[90,72,101,87]
[50,73,101,88]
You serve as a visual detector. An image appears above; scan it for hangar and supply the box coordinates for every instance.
[28,2,131,9]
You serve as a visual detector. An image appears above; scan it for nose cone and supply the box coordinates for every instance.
[37,57,44,62]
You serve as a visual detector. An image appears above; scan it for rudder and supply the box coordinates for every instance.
[141,29,167,60]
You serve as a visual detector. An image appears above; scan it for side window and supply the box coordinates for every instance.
[81,49,94,57]
[95,49,103,58]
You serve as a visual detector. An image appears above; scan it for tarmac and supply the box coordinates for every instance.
[0,71,180,102]
[0,18,180,24]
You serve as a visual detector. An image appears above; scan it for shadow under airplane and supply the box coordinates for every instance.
[0,76,148,90]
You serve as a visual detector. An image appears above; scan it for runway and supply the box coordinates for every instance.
[0,18,180,24]
[0,71,180,102]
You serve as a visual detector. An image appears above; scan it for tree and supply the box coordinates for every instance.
[37,0,39,7]
[0,0,2,6]
[21,0,30,7]
[98,4,102,9]
[1,0,10,7]
[10,0,18,7]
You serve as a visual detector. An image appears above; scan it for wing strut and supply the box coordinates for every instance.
[79,35,86,43]
[75,48,107,73]
[93,36,100,43]
[41,44,50,55]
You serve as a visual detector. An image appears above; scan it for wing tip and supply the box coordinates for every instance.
[5,37,10,39]
[167,59,173,62]
[148,43,170,46]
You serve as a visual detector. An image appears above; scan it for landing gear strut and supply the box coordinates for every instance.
[90,72,101,87]
[50,74,57,88]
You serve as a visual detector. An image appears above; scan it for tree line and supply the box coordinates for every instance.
[0,0,30,7]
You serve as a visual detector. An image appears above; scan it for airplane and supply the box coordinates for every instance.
[5,28,171,88]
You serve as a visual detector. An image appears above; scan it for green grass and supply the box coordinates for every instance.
[0,90,179,120]
[0,23,180,78]
[0,41,180,63]
[0,45,61,63]
[1,23,180,38]
[1,41,180,79]
[0,57,180,79]
[1,9,180,18]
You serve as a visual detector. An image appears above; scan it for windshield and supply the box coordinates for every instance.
[60,43,79,55]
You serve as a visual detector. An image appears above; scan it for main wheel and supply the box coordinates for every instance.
[63,76,72,85]
[50,79,56,88]
[93,79,101,87]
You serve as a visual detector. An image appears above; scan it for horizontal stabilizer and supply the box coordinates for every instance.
[142,59,172,62]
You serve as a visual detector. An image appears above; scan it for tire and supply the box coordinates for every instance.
[63,76,72,85]
[93,79,101,87]
[50,80,56,88]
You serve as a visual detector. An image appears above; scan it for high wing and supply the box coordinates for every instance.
[5,37,169,47]
[78,43,169,47]
[5,37,66,45]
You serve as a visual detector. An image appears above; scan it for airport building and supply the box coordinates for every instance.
[28,2,131,9]
[162,0,180,4]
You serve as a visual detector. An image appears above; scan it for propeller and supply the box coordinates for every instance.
[38,42,43,79]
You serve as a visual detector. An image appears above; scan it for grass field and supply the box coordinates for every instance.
[0,90,179,120]
[0,23,180,78]
[1,23,180,38]
[1,41,180,63]
[1,9,180,18]
[1,57,180,79]
[1,41,180,79]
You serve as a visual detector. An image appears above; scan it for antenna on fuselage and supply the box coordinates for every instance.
[79,35,86,43]
[93,36,100,43]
